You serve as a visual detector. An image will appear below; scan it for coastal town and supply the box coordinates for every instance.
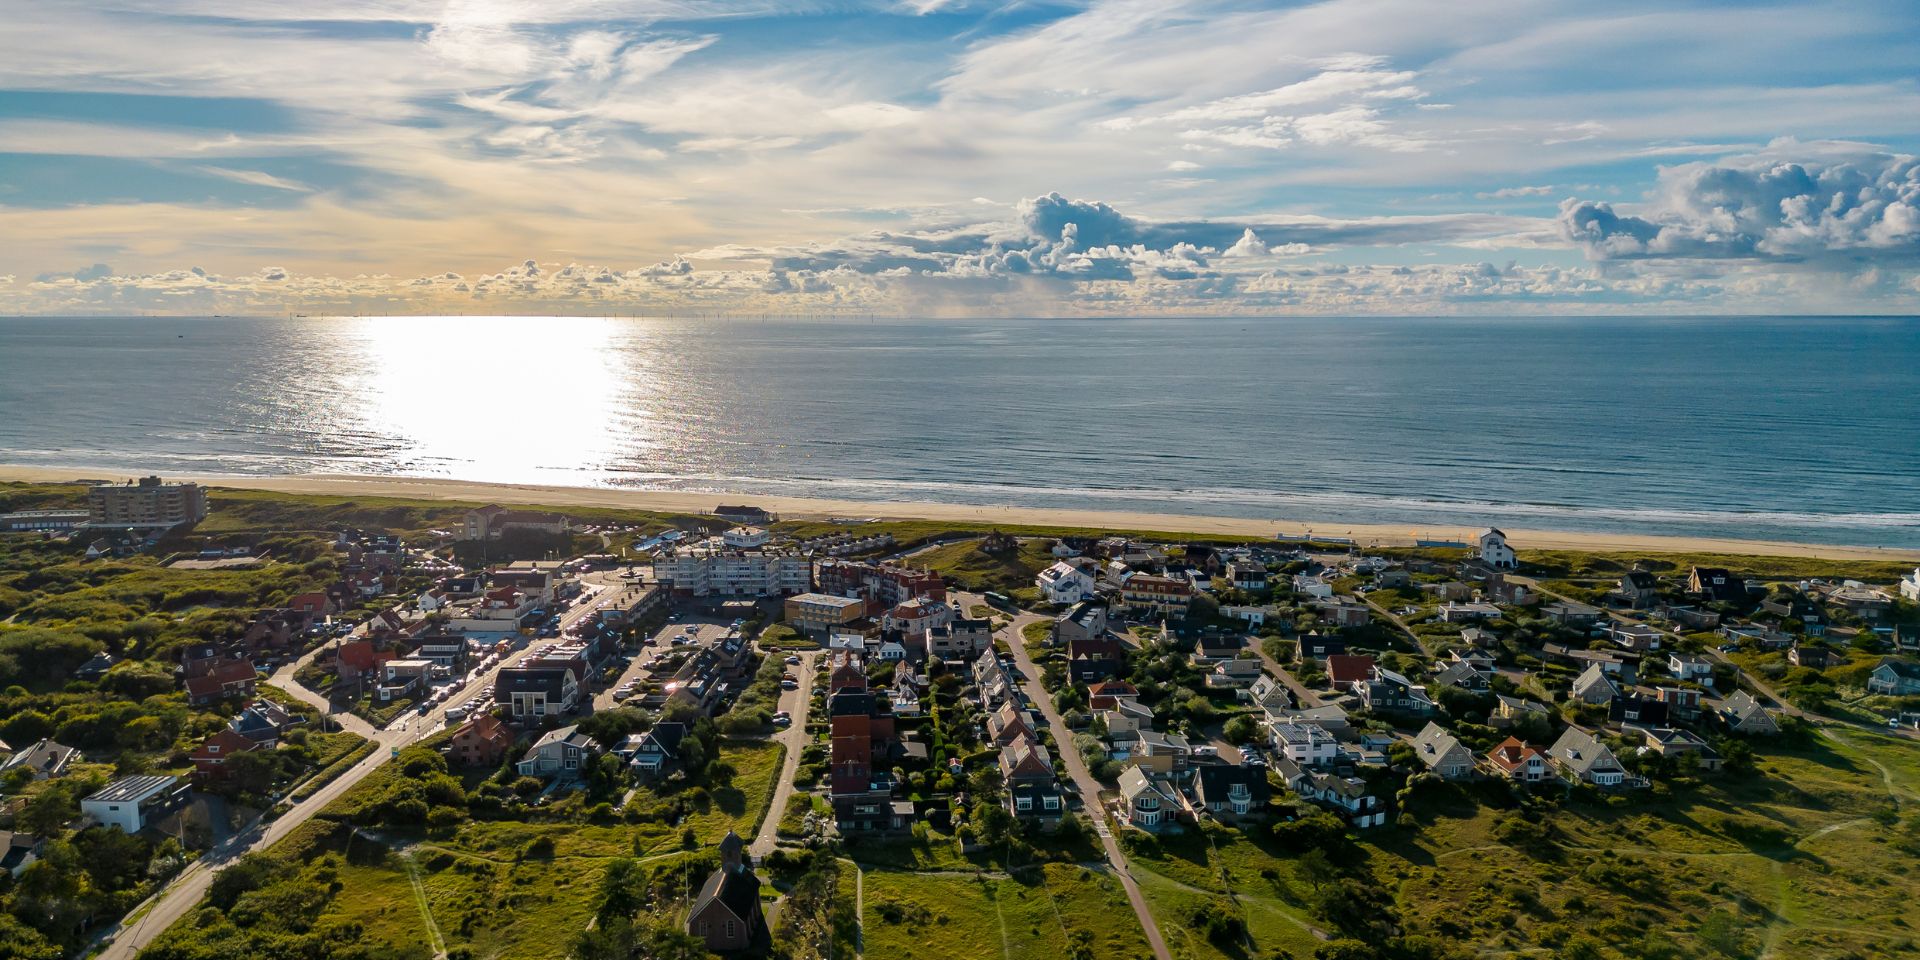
[1,478,1918,960]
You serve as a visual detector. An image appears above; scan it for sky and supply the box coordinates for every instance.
[1,0,1918,316]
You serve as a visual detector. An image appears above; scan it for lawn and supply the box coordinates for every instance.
[915,538,1058,602]
[860,864,1152,960]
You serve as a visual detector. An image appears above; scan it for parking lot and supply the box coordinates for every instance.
[595,609,740,710]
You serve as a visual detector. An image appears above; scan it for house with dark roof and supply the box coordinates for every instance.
[1642,727,1723,771]
[624,722,688,780]
[1066,630,1127,683]
[1688,567,1749,604]
[1000,739,1064,828]
[1617,570,1661,608]
[686,832,769,953]
[230,700,298,744]
[1,831,44,878]
[1193,762,1270,820]
[0,739,80,781]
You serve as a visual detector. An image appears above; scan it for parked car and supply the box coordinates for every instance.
[785,655,802,665]
[780,679,799,690]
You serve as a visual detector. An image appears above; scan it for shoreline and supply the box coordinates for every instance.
[3,464,1915,562]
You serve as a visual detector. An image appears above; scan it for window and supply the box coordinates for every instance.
[1015,796,1033,811]
[1043,796,1060,811]
[725,920,736,939]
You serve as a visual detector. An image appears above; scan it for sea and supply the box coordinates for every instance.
[1,314,1916,548]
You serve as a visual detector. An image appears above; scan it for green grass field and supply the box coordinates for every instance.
[914,538,1057,603]
[860,864,1153,960]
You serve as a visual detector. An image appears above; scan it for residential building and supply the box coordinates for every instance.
[1787,644,1838,669]
[713,504,774,525]
[1270,718,1340,766]
[1717,691,1780,735]
[1609,622,1664,652]
[985,701,1038,747]
[1193,763,1270,820]
[1484,736,1552,782]
[0,509,89,532]
[1312,599,1372,628]
[1035,560,1099,605]
[463,504,568,541]
[1541,600,1603,625]
[1412,723,1475,779]
[1000,739,1065,829]
[87,476,207,528]
[1493,694,1552,728]
[814,559,945,612]
[1900,567,1920,603]
[655,538,811,597]
[1570,663,1619,705]
[880,597,953,637]
[686,832,769,953]
[1688,567,1749,604]
[1066,630,1127,683]
[1440,601,1501,622]
[1207,657,1264,690]
[1052,600,1110,648]
[1292,574,1335,599]
[446,714,515,768]
[1115,766,1185,833]
[1668,653,1715,684]
[927,618,993,659]
[185,659,259,706]
[1477,528,1518,569]
[81,775,191,833]
[1273,760,1386,828]
[1354,666,1435,716]
[1548,728,1628,786]
[624,722,688,780]
[1247,675,1293,723]
[189,729,264,781]
[1325,654,1375,688]
[0,739,80,781]
[1617,570,1661,608]
[1657,686,1703,721]
[229,700,297,745]
[1295,633,1347,661]
[1431,660,1490,692]
[1225,559,1269,592]
[1120,572,1195,619]
[1278,705,1353,740]
[1866,660,1920,697]
[515,725,599,778]
[1,831,44,878]
[784,592,868,636]
[495,651,586,717]
[1609,692,1668,728]
[1642,727,1723,771]
[1088,680,1141,711]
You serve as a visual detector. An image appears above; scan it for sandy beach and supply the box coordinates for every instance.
[5,464,1914,563]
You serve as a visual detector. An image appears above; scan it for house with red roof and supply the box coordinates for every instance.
[185,659,258,706]
[1483,736,1552,782]
[189,728,264,780]
[1324,654,1375,688]
[335,639,397,682]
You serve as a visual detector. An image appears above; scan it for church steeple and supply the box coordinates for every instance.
[718,829,745,873]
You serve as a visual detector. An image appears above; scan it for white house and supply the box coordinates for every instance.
[1269,719,1339,766]
[1900,567,1920,603]
[1035,561,1097,605]
[1477,528,1517,570]
[1291,575,1335,599]
[81,775,190,833]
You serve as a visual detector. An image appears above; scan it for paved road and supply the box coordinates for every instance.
[96,571,640,959]
[751,649,820,859]
[961,591,1174,960]
[1355,593,1433,658]
[1248,642,1325,709]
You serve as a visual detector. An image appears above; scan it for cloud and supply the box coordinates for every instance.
[1476,185,1555,200]
[1559,142,1920,262]
[34,263,115,283]
[195,167,315,192]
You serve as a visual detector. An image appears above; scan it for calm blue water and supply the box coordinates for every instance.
[1,314,1916,547]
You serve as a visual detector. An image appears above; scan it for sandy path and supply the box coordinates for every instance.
[3,464,1913,562]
